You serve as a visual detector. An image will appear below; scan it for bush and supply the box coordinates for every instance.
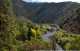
[27,37,53,50]
[58,37,71,48]
[68,35,80,50]
[36,30,42,39]
[45,30,47,34]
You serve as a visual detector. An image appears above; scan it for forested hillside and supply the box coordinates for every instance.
[62,8,80,34]
[1,0,80,51]
[0,0,56,51]
[12,0,80,24]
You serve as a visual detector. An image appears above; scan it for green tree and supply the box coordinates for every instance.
[0,0,16,51]
[28,27,32,40]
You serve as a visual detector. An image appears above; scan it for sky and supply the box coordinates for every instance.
[23,0,80,3]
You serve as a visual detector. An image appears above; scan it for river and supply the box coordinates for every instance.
[42,27,63,51]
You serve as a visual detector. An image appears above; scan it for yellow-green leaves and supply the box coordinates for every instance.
[31,29,36,39]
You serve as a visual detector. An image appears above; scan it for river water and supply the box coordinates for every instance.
[42,27,63,51]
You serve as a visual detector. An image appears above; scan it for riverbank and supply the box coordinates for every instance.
[54,30,80,50]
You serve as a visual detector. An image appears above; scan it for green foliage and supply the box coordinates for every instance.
[17,41,27,51]
[40,24,51,34]
[34,25,40,30]
[58,37,72,48]
[40,41,53,50]
[67,35,80,50]
[0,0,57,51]
[0,0,18,51]
[58,8,80,28]
[54,30,80,50]
[27,37,53,50]
[0,38,5,51]
[31,29,36,39]
[28,27,32,40]
[36,30,42,39]
[45,30,47,34]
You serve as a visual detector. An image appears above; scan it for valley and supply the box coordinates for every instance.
[12,0,80,24]
[0,0,80,51]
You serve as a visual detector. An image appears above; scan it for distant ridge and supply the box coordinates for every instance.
[12,0,80,24]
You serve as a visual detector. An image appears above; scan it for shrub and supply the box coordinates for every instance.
[58,37,71,48]
[36,30,42,39]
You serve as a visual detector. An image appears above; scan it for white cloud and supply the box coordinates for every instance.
[33,0,80,3]
[24,0,80,3]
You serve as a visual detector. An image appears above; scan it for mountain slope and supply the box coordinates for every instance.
[62,8,80,34]
[14,16,32,24]
[12,0,80,24]
[12,0,41,16]
[31,2,80,23]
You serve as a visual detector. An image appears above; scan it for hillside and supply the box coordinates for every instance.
[14,16,32,24]
[62,8,80,34]
[12,0,80,24]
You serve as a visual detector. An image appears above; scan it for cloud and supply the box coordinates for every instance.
[23,0,80,3]
[23,0,32,2]
[32,0,75,2]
